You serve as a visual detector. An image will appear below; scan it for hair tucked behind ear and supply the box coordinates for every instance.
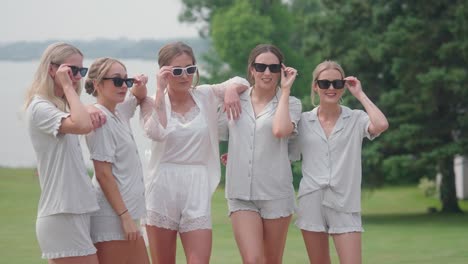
[85,57,126,97]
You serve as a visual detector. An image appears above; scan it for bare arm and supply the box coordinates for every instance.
[345,76,389,136]
[130,74,148,105]
[92,160,140,241]
[57,65,93,134]
[273,65,298,138]
[223,81,249,120]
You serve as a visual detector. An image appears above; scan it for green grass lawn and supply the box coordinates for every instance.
[1,167,468,263]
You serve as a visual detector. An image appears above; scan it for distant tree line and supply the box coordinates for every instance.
[0,38,211,61]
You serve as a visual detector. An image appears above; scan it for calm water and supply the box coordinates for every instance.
[1,59,158,168]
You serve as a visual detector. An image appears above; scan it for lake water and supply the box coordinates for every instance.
[1,59,158,168]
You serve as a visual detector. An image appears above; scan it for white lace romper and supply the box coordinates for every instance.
[145,105,212,233]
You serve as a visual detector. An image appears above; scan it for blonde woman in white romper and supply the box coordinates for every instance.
[289,60,389,264]
[140,41,248,264]
[25,42,100,264]
[84,58,150,264]
[220,44,301,264]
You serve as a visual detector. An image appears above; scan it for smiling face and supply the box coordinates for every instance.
[167,52,195,93]
[250,51,281,92]
[96,62,128,107]
[314,69,345,105]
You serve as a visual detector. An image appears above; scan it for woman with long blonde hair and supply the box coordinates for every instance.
[25,42,99,264]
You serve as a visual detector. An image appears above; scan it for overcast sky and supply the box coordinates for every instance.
[2,0,200,43]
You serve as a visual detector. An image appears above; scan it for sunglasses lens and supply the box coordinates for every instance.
[112,78,124,87]
[172,68,183,76]
[186,66,197,75]
[253,63,267,72]
[69,66,79,76]
[333,80,346,89]
[125,79,134,88]
[269,64,282,73]
[317,80,331,89]
[79,68,88,77]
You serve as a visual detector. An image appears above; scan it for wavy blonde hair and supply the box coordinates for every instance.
[24,42,84,111]
[311,60,345,106]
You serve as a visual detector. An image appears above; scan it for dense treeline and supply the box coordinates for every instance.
[179,0,468,213]
[0,38,210,61]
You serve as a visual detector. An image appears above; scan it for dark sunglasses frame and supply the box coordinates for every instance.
[102,77,135,88]
[316,79,346,89]
[51,62,88,77]
[171,65,198,76]
[252,63,282,73]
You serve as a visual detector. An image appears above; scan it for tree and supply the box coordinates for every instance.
[296,0,467,212]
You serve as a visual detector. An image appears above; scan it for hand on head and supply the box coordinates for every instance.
[280,63,298,91]
[344,76,362,97]
[156,66,172,92]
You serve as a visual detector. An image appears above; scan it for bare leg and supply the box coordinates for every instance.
[262,215,292,264]
[231,211,264,264]
[332,232,362,264]
[146,225,178,264]
[48,254,99,264]
[301,230,331,264]
[180,229,212,264]
[94,238,149,264]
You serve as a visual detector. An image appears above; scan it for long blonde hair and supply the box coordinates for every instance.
[311,60,345,106]
[24,42,84,111]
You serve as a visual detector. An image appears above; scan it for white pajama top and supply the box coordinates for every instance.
[27,96,99,217]
[85,93,146,218]
[140,77,250,195]
[289,106,377,213]
[220,87,302,200]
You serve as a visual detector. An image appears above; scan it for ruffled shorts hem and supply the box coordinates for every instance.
[42,247,96,259]
[92,233,126,243]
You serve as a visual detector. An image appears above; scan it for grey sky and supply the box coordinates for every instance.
[2,0,199,43]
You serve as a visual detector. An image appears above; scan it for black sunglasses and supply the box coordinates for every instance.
[51,62,88,77]
[252,63,282,73]
[102,77,135,88]
[172,65,197,76]
[316,79,346,89]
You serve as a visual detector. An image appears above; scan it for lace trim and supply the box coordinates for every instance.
[42,247,96,259]
[91,233,126,243]
[171,105,200,124]
[143,210,179,231]
[179,215,211,233]
[143,211,211,233]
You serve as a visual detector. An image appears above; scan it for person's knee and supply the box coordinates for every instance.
[186,253,210,264]
[242,254,263,264]
[264,254,283,264]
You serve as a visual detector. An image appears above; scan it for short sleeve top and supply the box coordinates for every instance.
[289,106,376,212]
[223,87,302,200]
[85,94,146,218]
[27,96,99,217]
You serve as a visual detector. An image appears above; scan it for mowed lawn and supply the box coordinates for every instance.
[1,167,468,263]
